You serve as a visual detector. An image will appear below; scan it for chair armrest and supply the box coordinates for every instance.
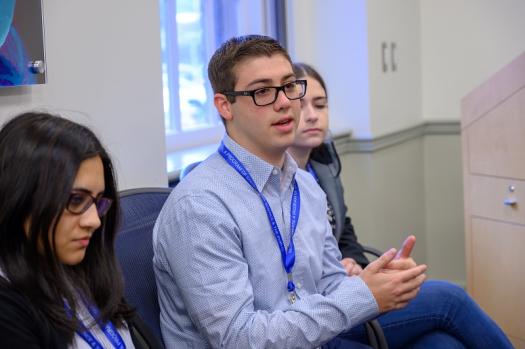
[362,245,383,258]
[362,244,389,349]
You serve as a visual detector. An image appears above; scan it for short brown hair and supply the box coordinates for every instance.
[208,35,291,102]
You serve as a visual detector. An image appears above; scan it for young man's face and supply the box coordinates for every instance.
[216,53,301,165]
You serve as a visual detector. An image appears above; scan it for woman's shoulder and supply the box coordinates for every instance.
[309,143,334,165]
[0,279,30,310]
[0,281,67,349]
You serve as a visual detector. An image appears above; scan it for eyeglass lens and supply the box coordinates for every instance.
[67,192,112,217]
[254,81,306,106]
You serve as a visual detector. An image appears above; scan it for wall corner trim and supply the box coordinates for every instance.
[334,121,460,154]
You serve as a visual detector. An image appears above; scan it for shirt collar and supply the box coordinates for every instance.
[221,134,298,193]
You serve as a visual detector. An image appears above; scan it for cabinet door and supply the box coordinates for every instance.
[466,86,525,179]
[367,0,421,136]
[470,217,525,346]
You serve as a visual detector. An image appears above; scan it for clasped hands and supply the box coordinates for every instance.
[356,235,427,313]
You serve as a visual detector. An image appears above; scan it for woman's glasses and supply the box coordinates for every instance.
[66,190,113,217]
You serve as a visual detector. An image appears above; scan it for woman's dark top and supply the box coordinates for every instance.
[0,281,163,349]
[309,141,369,267]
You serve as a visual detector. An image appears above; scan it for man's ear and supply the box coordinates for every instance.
[214,93,233,122]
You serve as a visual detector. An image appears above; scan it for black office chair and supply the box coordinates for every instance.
[361,247,389,349]
[115,187,172,348]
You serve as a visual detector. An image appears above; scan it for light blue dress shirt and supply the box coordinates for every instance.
[153,135,379,349]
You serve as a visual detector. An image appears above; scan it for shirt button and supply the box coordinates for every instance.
[272,169,278,175]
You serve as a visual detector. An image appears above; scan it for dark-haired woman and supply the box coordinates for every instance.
[288,62,368,277]
[288,63,512,348]
[0,112,161,348]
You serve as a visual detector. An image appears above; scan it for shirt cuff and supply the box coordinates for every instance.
[327,276,380,327]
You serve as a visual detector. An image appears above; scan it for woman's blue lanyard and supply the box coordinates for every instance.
[306,162,318,182]
[219,142,300,304]
[65,299,126,349]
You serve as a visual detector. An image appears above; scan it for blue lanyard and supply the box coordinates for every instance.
[219,142,300,298]
[306,162,318,181]
[66,300,126,349]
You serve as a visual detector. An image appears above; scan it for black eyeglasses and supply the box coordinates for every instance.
[222,79,307,106]
[66,190,113,217]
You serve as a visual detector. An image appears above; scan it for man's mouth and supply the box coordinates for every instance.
[273,118,293,126]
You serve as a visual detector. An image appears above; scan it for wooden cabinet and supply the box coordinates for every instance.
[367,0,421,137]
[461,51,525,348]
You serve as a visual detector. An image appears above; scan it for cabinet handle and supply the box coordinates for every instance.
[390,42,397,72]
[504,198,517,206]
[381,42,388,72]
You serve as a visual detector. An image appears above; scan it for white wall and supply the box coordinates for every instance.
[421,0,525,121]
[340,133,466,285]
[286,0,372,138]
[289,0,525,134]
[0,0,167,190]
[288,0,423,139]
[287,0,525,284]
[342,138,428,265]
[367,0,422,137]
[423,135,465,283]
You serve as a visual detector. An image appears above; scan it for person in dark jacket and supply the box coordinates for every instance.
[288,62,369,276]
[286,62,516,349]
[0,112,162,349]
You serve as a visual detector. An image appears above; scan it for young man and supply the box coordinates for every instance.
[153,35,511,348]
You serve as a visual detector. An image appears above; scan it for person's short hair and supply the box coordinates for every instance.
[292,62,328,99]
[0,111,131,341]
[208,34,292,103]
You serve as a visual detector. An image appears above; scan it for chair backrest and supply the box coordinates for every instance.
[115,187,172,347]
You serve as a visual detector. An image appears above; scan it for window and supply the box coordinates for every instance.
[159,0,286,175]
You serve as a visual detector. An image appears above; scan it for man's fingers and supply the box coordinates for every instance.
[393,279,426,309]
[398,287,421,303]
[341,258,356,268]
[397,274,426,298]
[367,248,397,272]
[385,257,416,271]
[352,264,363,276]
[399,264,427,282]
[341,258,363,276]
[395,235,416,259]
[395,301,409,310]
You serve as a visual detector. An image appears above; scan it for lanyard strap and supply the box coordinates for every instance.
[66,300,126,349]
[306,162,318,181]
[219,142,300,293]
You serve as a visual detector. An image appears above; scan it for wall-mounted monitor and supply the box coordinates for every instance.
[0,0,46,87]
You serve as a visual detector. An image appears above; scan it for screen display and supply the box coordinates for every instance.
[0,0,46,87]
